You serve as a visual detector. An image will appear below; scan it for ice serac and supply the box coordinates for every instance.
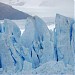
[0,19,25,73]
[34,16,55,63]
[21,17,35,48]
[55,14,74,66]
[21,16,55,68]
[21,17,40,68]
[71,23,75,74]
[72,23,75,53]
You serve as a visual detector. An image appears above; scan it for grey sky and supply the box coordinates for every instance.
[0,0,74,18]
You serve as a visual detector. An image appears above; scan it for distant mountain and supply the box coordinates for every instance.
[0,2,31,20]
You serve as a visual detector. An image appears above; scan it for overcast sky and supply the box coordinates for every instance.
[0,0,74,18]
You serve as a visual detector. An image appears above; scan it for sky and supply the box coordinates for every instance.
[0,0,74,18]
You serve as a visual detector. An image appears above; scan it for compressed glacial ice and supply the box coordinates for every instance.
[21,16,55,68]
[72,23,75,53]
[55,14,74,66]
[0,19,26,73]
[0,21,16,73]
[0,14,75,75]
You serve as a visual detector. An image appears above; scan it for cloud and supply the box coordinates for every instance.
[0,0,74,17]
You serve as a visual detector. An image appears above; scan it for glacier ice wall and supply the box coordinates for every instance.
[0,19,26,73]
[21,16,55,68]
[0,14,75,74]
[55,14,74,66]
[72,23,75,53]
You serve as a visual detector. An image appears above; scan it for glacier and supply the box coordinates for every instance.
[0,14,75,75]
[55,14,74,66]
[21,16,55,68]
[0,19,26,73]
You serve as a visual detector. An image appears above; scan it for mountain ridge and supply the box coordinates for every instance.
[0,2,31,20]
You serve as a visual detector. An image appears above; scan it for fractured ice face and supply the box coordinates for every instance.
[55,14,74,66]
[0,19,25,73]
[0,14,75,74]
[72,23,75,53]
[4,19,21,41]
[21,17,35,48]
[21,16,55,68]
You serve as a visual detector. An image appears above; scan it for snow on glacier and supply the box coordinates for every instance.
[20,29,25,35]
[47,24,55,31]
[0,22,16,73]
[0,14,75,75]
